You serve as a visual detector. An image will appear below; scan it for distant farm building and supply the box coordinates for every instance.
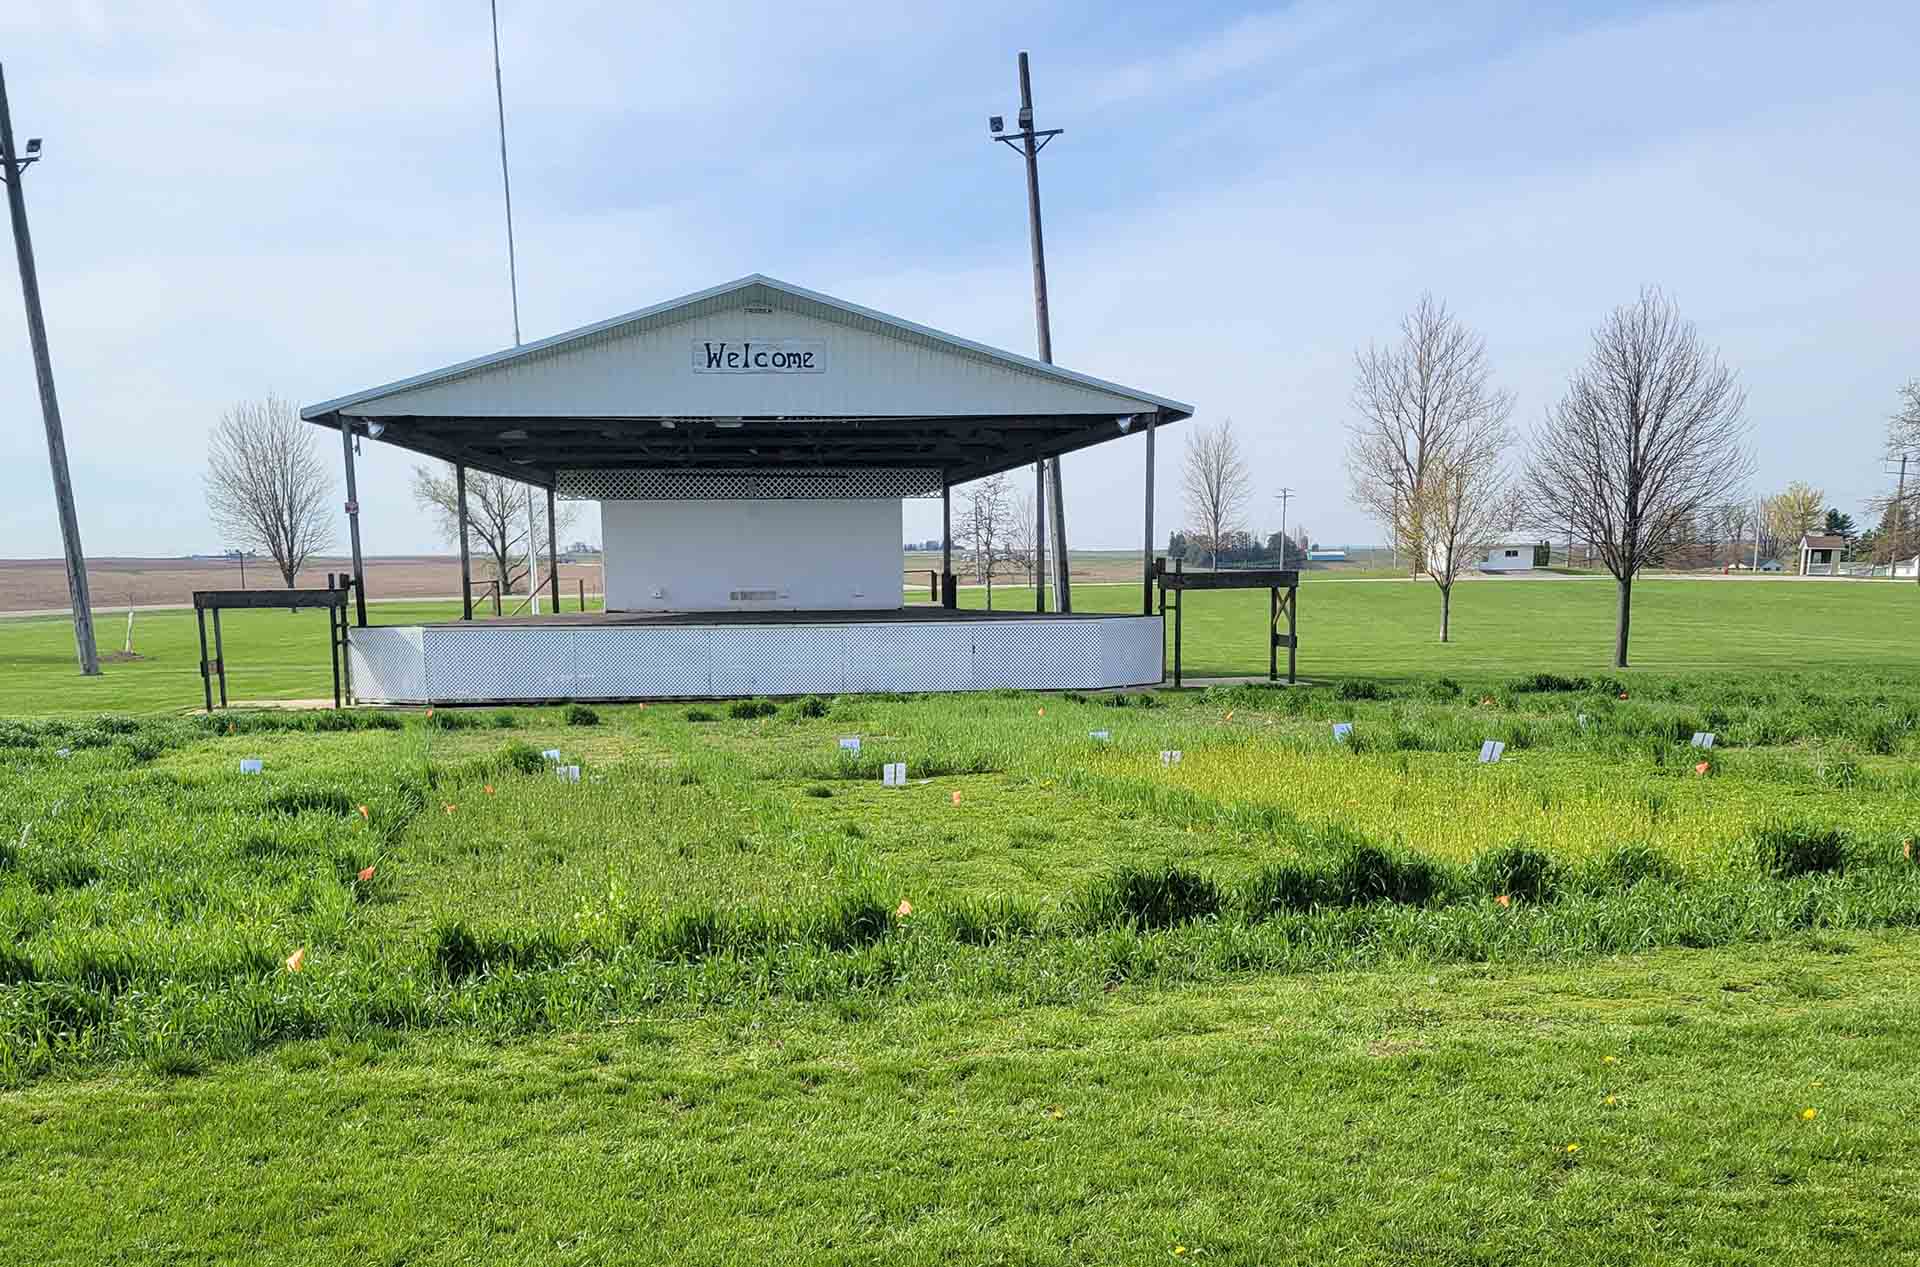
[1479,541,1549,573]
[1798,534,1844,576]
[1306,548,1347,563]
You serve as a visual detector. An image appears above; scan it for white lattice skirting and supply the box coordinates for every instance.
[346,617,1164,703]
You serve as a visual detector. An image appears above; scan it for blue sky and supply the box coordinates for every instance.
[2,0,1916,559]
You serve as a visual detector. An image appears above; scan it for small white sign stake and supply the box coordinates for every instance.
[238,758,264,775]
[540,748,563,763]
[1479,740,1506,764]
[54,748,71,759]
[1089,729,1111,742]
[1159,749,1183,766]
[881,762,907,787]
[555,764,581,783]
[838,736,862,754]
[1332,723,1353,744]
[1576,713,1589,730]
[1690,732,1716,749]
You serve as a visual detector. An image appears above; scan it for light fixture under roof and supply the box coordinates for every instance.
[714,420,744,429]
[499,427,529,441]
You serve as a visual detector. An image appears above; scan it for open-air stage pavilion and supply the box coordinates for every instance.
[301,275,1192,704]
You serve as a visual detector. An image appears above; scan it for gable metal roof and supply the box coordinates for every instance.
[301,273,1191,421]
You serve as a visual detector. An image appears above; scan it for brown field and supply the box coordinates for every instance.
[0,555,605,614]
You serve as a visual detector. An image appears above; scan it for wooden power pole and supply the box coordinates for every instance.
[993,52,1072,612]
[1,64,98,675]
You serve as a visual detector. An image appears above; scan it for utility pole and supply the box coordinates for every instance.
[1,65,98,675]
[1274,487,1295,565]
[1893,452,1910,581]
[992,51,1071,612]
[489,0,521,346]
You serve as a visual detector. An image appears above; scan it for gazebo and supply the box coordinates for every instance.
[300,275,1190,703]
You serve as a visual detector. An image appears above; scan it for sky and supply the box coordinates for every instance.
[2,0,1916,560]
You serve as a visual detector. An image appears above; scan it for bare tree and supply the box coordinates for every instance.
[1762,481,1825,571]
[1717,499,1753,567]
[960,473,1013,610]
[1866,380,1920,572]
[411,463,576,598]
[1418,441,1511,643]
[1181,418,1253,569]
[204,395,334,587]
[1004,491,1037,579]
[1346,295,1515,580]
[1522,289,1751,667]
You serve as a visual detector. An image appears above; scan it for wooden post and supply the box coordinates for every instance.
[1269,586,1278,682]
[339,420,367,627]
[195,603,213,713]
[1034,461,1046,612]
[1172,557,1183,689]
[456,464,474,620]
[327,574,343,709]
[578,577,585,612]
[211,607,228,708]
[546,486,561,615]
[1142,412,1156,615]
[1287,584,1298,684]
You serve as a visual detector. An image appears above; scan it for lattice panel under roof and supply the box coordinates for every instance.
[556,467,942,501]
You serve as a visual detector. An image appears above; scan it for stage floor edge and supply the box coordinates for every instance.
[345,611,1164,703]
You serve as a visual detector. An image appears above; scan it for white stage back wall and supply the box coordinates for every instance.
[601,498,903,611]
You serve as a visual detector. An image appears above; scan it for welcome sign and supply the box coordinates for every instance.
[691,338,827,374]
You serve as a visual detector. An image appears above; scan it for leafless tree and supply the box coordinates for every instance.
[1004,491,1037,579]
[960,472,1014,610]
[1346,295,1515,581]
[1865,380,1920,572]
[1522,289,1751,667]
[412,463,578,599]
[203,395,334,587]
[1717,499,1753,567]
[1181,418,1253,569]
[1417,442,1511,643]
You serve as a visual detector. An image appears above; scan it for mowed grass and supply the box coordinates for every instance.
[5,936,1917,1264]
[4,588,1920,1262]
[3,576,1917,714]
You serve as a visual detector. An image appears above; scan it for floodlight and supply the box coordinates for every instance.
[1017,106,1032,130]
[365,420,386,439]
[498,427,528,441]
[988,115,1004,133]
[25,138,42,155]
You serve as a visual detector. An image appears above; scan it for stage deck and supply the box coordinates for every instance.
[349,608,1164,704]
[426,607,1123,628]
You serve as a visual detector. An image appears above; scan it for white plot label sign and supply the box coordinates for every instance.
[238,758,264,775]
[1689,732,1716,749]
[1479,740,1506,764]
[881,762,908,787]
[1160,750,1183,766]
[838,736,862,754]
[1332,723,1353,744]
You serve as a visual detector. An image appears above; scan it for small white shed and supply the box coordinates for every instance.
[1479,541,1543,573]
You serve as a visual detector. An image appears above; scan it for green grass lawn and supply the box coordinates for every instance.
[6,935,1914,1264]
[3,577,1915,715]
[5,583,1920,1262]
